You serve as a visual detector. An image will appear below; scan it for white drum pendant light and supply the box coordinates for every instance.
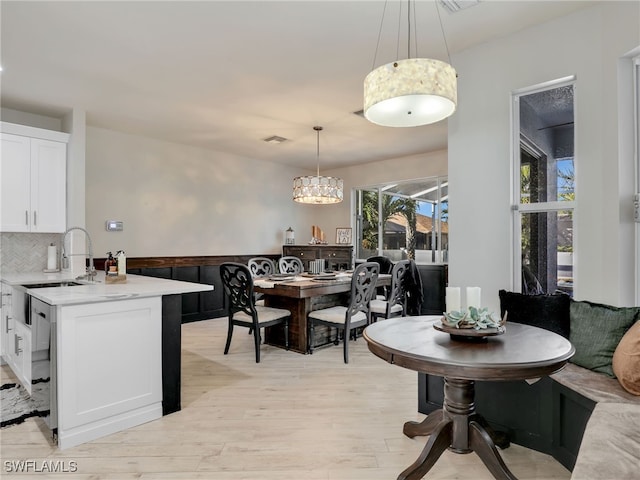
[364,58,457,127]
[364,0,457,127]
[293,126,343,204]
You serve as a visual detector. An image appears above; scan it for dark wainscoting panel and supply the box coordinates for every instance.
[417,373,594,471]
[97,256,446,325]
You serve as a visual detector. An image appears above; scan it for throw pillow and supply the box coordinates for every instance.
[498,290,571,339]
[569,300,639,377]
[612,320,640,395]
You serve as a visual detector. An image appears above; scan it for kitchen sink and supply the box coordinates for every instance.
[23,281,84,289]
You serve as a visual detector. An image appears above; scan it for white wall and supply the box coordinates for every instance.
[1,107,63,132]
[448,2,639,311]
[86,127,314,257]
[85,128,447,256]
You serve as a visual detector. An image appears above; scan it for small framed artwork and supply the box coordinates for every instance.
[336,227,352,244]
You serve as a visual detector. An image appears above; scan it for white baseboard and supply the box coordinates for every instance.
[57,402,162,450]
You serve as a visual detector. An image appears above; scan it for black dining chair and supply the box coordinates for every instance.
[220,262,291,363]
[366,255,394,300]
[307,262,379,363]
[370,259,411,321]
[279,256,304,274]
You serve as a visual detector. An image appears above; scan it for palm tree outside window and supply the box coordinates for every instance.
[355,176,448,264]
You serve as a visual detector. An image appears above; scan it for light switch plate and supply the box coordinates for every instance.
[105,220,123,231]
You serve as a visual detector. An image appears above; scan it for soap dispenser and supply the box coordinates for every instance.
[105,252,117,276]
[116,250,126,276]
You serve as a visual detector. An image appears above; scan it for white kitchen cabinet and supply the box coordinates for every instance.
[56,297,162,448]
[2,285,33,394]
[0,282,10,361]
[1,126,68,233]
[12,320,32,393]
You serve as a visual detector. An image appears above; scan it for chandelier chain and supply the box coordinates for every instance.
[314,125,323,177]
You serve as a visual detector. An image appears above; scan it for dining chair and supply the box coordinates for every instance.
[248,257,276,309]
[370,259,411,322]
[248,257,276,278]
[366,255,394,300]
[307,262,379,363]
[220,262,291,363]
[279,256,304,274]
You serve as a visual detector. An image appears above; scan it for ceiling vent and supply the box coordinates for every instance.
[439,0,480,14]
[263,135,288,144]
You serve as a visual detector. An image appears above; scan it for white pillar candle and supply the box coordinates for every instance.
[446,287,461,313]
[467,287,482,309]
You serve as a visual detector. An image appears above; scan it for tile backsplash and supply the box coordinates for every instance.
[0,232,62,274]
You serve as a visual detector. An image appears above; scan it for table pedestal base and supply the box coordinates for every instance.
[399,378,517,480]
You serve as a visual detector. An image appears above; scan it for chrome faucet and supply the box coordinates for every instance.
[61,226,97,282]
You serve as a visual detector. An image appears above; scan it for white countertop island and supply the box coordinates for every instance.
[1,271,213,449]
[2,271,211,305]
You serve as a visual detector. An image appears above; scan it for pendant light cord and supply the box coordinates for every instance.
[370,0,453,67]
[407,0,411,59]
[435,1,452,65]
[370,1,388,71]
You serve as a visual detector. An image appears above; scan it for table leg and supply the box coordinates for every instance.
[397,377,517,480]
[397,419,453,480]
[470,421,518,480]
[403,409,444,438]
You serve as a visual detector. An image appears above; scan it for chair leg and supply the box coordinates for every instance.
[308,320,315,354]
[284,320,290,351]
[224,321,234,354]
[253,326,261,363]
[343,328,349,364]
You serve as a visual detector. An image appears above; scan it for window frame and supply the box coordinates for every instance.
[353,176,448,264]
[511,76,576,294]
[634,55,640,304]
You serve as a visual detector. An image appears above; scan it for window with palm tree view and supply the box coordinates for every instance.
[355,177,448,264]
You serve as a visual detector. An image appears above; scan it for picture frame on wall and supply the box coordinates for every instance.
[336,227,352,244]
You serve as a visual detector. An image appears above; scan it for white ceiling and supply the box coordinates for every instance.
[0,1,597,171]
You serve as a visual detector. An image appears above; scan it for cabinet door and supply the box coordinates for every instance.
[0,283,10,360]
[13,321,32,394]
[0,133,31,232]
[322,247,352,271]
[283,246,318,271]
[30,138,66,232]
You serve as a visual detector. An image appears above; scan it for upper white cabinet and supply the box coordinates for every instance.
[1,123,69,233]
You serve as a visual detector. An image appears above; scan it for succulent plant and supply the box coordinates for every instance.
[443,307,505,330]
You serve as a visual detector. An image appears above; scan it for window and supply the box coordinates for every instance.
[354,176,448,264]
[634,55,640,304]
[512,78,575,295]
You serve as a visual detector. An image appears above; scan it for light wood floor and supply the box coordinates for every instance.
[1,317,571,479]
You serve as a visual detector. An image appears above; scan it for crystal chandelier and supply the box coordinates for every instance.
[293,126,343,204]
[364,0,457,127]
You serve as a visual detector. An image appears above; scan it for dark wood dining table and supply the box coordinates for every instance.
[363,315,575,480]
[255,273,391,353]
